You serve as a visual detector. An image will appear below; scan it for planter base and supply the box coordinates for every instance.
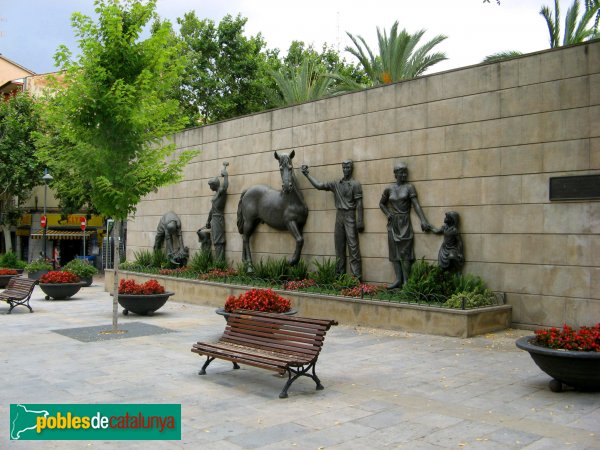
[516,336,600,392]
[117,292,174,316]
[216,307,297,322]
[39,283,83,300]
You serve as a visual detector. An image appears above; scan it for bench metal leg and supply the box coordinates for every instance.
[233,362,240,369]
[199,356,215,375]
[6,300,33,314]
[279,360,322,399]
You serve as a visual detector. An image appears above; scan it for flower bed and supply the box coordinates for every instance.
[105,270,512,338]
[0,269,18,276]
[533,324,600,352]
[40,271,80,284]
[119,279,165,295]
[224,288,292,313]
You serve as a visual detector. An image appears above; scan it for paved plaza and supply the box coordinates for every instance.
[1,278,599,449]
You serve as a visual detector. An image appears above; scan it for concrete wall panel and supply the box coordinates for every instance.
[128,42,600,329]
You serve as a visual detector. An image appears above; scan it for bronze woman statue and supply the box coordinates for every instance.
[379,162,431,288]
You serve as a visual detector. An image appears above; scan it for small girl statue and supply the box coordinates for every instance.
[431,211,464,272]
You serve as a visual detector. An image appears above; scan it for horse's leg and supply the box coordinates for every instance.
[286,221,304,266]
[242,220,259,272]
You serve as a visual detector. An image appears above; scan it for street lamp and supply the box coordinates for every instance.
[42,168,53,260]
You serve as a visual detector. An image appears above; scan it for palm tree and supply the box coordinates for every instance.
[540,0,599,47]
[484,0,599,62]
[271,59,335,106]
[483,51,523,63]
[344,21,447,87]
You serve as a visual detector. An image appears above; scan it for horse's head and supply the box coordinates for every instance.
[274,150,295,193]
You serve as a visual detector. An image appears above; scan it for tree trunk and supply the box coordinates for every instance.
[112,219,121,331]
[2,225,13,253]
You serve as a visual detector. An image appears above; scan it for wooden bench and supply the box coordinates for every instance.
[0,277,38,314]
[191,310,338,398]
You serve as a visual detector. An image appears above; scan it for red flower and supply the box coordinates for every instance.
[534,323,600,352]
[199,268,238,280]
[341,283,382,297]
[224,288,291,313]
[0,269,18,275]
[40,271,80,284]
[283,278,316,291]
[118,279,165,295]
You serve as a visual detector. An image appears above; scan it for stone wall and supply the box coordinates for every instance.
[128,41,600,329]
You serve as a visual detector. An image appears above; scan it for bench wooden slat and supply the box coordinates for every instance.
[221,333,322,357]
[226,318,328,339]
[223,325,326,346]
[192,310,338,398]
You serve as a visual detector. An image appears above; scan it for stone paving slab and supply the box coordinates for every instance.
[1,280,599,449]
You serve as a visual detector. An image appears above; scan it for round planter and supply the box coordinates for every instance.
[216,308,298,322]
[516,336,600,392]
[80,276,93,287]
[0,274,19,288]
[117,292,174,316]
[27,269,50,280]
[39,282,83,300]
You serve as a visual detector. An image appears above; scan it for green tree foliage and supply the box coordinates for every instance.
[540,0,599,48]
[176,12,275,124]
[270,41,368,106]
[37,0,195,329]
[484,0,599,62]
[271,59,335,106]
[343,21,447,88]
[38,0,193,220]
[0,93,43,252]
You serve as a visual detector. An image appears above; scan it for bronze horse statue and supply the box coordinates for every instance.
[237,150,308,269]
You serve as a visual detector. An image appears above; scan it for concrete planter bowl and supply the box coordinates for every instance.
[117,292,174,316]
[39,282,83,300]
[216,307,298,322]
[0,274,18,289]
[516,336,600,392]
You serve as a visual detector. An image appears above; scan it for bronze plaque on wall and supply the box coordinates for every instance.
[549,174,600,200]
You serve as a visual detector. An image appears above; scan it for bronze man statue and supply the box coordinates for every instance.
[379,162,431,288]
[154,211,189,266]
[302,160,364,280]
[205,162,229,262]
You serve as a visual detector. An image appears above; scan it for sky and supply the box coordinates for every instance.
[0,0,571,76]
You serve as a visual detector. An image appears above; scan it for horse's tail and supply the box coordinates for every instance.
[237,190,247,234]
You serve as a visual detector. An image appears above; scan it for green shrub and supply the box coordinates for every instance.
[25,259,53,272]
[252,257,289,282]
[401,259,454,301]
[451,273,489,296]
[287,258,309,281]
[189,249,213,273]
[445,291,495,309]
[63,258,98,278]
[311,258,338,285]
[0,252,27,269]
[152,249,168,268]
[132,249,154,267]
[333,273,360,290]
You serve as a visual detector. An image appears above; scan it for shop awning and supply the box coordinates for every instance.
[30,230,95,240]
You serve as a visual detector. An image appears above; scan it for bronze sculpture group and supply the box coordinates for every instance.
[152,152,464,287]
